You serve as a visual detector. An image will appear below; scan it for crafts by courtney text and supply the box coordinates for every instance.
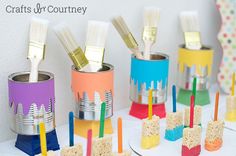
[4,3,87,14]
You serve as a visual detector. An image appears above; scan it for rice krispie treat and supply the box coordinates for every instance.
[60,143,83,156]
[36,151,56,156]
[92,135,112,156]
[112,150,132,156]
[225,96,236,121]
[184,106,202,127]
[141,115,160,149]
[182,125,201,156]
[205,120,224,151]
[165,111,184,141]
[166,111,183,130]
[48,151,56,156]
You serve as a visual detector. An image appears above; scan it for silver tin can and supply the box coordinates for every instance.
[8,71,55,135]
[130,53,169,104]
[71,63,114,120]
[177,45,213,90]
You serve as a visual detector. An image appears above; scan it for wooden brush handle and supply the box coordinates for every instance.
[29,58,40,82]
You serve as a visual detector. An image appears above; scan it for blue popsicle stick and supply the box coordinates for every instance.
[69,111,74,146]
[172,85,176,112]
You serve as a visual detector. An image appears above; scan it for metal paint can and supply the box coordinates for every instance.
[130,53,169,105]
[177,45,213,90]
[71,63,114,120]
[8,71,55,135]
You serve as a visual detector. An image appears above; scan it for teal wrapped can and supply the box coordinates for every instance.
[129,53,169,119]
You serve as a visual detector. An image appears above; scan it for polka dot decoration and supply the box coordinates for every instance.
[217,0,236,94]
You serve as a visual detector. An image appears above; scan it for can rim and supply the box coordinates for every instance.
[8,71,54,83]
[132,53,169,61]
[72,63,114,74]
[179,44,212,50]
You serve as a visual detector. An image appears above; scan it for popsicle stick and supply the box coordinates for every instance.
[214,92,220,121]
[86,129,92,156]
[148,89,153,120]
[99,102,106,138]
[232,73,235,96]
[190,95,195,128]
[39,123,47,156]
[172,85,177,112]
[118,117,123,153]
[192,77,197,98]
[69,112,74,146]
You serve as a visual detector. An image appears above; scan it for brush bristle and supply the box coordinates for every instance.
[112,16,130,37]
[180,11,200,32]
[86,21,109,48]
[143,7,160,27]
[54,23,79,53]
[29,17,49,44]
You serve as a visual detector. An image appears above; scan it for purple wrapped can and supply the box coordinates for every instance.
[8,71,55,135]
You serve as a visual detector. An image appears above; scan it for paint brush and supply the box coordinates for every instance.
[112,16,143,59]
[54,23,89,70]
[28,17,49,82]
[180,11,202,50]
[143,7,160,60]
[85,21,109,72]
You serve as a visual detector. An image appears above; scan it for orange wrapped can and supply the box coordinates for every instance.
[71,63,114,120]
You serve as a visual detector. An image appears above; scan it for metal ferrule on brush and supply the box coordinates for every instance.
[122,33,139,49]
[85,46,105,66]
[27,41,46,60]
[68,47,89,70]
[142,26,157,42]
[184,32,202,49]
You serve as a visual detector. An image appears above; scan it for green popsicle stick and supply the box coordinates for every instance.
[192,77,197,98]
[99,102,106,138]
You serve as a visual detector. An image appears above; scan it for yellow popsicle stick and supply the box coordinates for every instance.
[39,123,47,156]
[232,73,235,96]
[148,89,153,120]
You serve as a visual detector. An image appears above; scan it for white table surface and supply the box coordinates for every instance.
[0,92,236,156]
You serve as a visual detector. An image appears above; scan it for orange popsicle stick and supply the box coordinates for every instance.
[214,92,219,121]
[118,117,123,153]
